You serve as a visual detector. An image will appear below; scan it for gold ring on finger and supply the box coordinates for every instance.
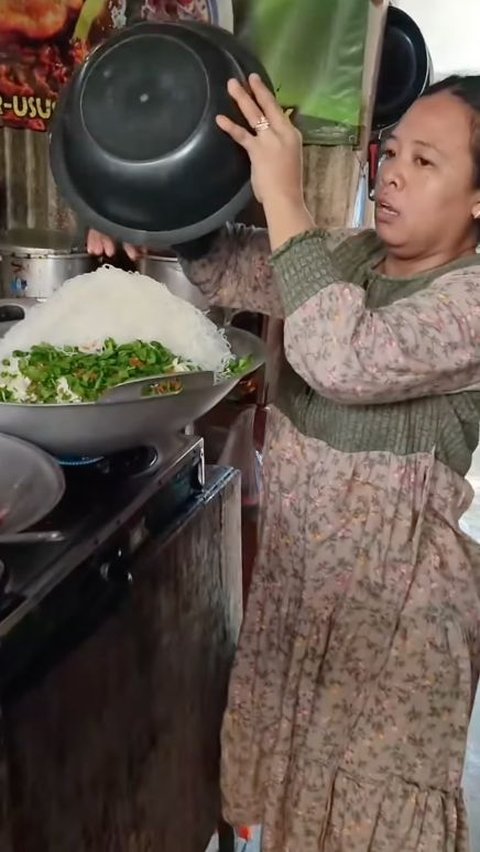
[254,115,270,132]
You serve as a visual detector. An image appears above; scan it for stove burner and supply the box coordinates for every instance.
[100,445,159,477]
[57,455,104,468]
[57,446,160,478]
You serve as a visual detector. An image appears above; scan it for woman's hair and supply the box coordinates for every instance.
[421,75,480,188]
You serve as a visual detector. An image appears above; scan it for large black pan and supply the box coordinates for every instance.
[369,6,433,197]
[50,21,273,249]
[373,6,433,133]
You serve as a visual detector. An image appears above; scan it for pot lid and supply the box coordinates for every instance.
[49,21,273,250]
[0,228,85,256]
[373,6,432,132]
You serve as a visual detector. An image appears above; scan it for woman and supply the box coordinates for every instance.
[88,74,480,850]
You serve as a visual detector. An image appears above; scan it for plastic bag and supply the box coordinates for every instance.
[218,405,263,513]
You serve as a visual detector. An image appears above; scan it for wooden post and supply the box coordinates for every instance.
[303,0,388,228]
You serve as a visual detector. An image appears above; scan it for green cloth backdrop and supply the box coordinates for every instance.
[239,0,369,144]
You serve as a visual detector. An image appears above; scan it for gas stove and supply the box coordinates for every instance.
[0,435,205,690]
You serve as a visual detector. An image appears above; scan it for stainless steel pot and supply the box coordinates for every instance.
[0,228,97,298]
[0,327,266,457]
[137,253,208,309]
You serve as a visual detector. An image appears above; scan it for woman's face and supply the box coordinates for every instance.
[375,91,480,258]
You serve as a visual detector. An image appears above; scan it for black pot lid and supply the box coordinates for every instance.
[373,7,432,132]
[50,22,273,248]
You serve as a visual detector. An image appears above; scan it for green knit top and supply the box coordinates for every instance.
[271,230,480,476]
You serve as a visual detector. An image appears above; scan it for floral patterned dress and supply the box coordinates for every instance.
[182,226,480,851]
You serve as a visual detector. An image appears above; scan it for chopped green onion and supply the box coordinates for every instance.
[0,339,253,404]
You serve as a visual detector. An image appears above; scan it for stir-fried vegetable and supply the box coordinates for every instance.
[0,338,252,404]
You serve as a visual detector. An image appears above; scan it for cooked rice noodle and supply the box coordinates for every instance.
[0,265,232,372]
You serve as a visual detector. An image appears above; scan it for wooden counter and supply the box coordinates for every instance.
[0,467,242,852]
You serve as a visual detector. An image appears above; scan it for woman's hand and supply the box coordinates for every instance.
[86,229,139,261]
[217,74,304,208]
[217,74,315,251]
